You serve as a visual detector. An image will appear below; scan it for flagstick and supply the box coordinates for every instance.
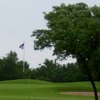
[28,71,31,100]
[19,43,25,72]
[23,43,25,72]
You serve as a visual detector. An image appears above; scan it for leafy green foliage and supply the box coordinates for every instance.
[0,51,30,80]
[31,59,88,82]
[32,3,100,60]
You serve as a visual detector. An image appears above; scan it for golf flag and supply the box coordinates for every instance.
[19,43,24,50]
[19,43,25,72]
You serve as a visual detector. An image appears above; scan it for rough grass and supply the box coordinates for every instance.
[0,79,100,100]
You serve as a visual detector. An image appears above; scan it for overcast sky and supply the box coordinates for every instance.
[0,0,99,68]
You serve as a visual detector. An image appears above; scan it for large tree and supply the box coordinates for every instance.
[32,3,100,100]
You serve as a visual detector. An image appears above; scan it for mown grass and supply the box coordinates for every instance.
[0,79,100,100]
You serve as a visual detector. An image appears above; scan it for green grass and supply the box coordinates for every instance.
[0,79,100,100]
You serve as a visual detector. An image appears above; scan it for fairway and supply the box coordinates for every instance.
[0,79,100,100]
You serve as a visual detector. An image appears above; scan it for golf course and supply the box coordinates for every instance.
[0,79,100,100]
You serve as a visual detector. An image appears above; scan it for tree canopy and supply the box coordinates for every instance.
[32,3,100,62]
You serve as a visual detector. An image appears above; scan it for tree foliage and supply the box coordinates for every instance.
[31,59,80,82]
[32,3,100,61]
[0,51,29,80]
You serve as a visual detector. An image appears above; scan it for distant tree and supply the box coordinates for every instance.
[16,60,30,79]
[0,51,18,80]
[31,59,80,82]
[0,51,30,80]
[76,64,89,81]
[32,3,100,100]
[65,63,78,82]
[34,59,60,82]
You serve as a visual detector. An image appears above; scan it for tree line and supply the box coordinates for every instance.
[0,51,100,82]
[31,59,89,82]
[31,59,100,82]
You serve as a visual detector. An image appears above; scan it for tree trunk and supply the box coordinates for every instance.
[82,59,98,100]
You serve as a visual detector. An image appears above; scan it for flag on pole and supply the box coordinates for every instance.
[19,43,25,72]
[19,43,24,49]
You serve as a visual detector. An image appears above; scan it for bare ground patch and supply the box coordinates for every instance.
[60,92,100,96]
